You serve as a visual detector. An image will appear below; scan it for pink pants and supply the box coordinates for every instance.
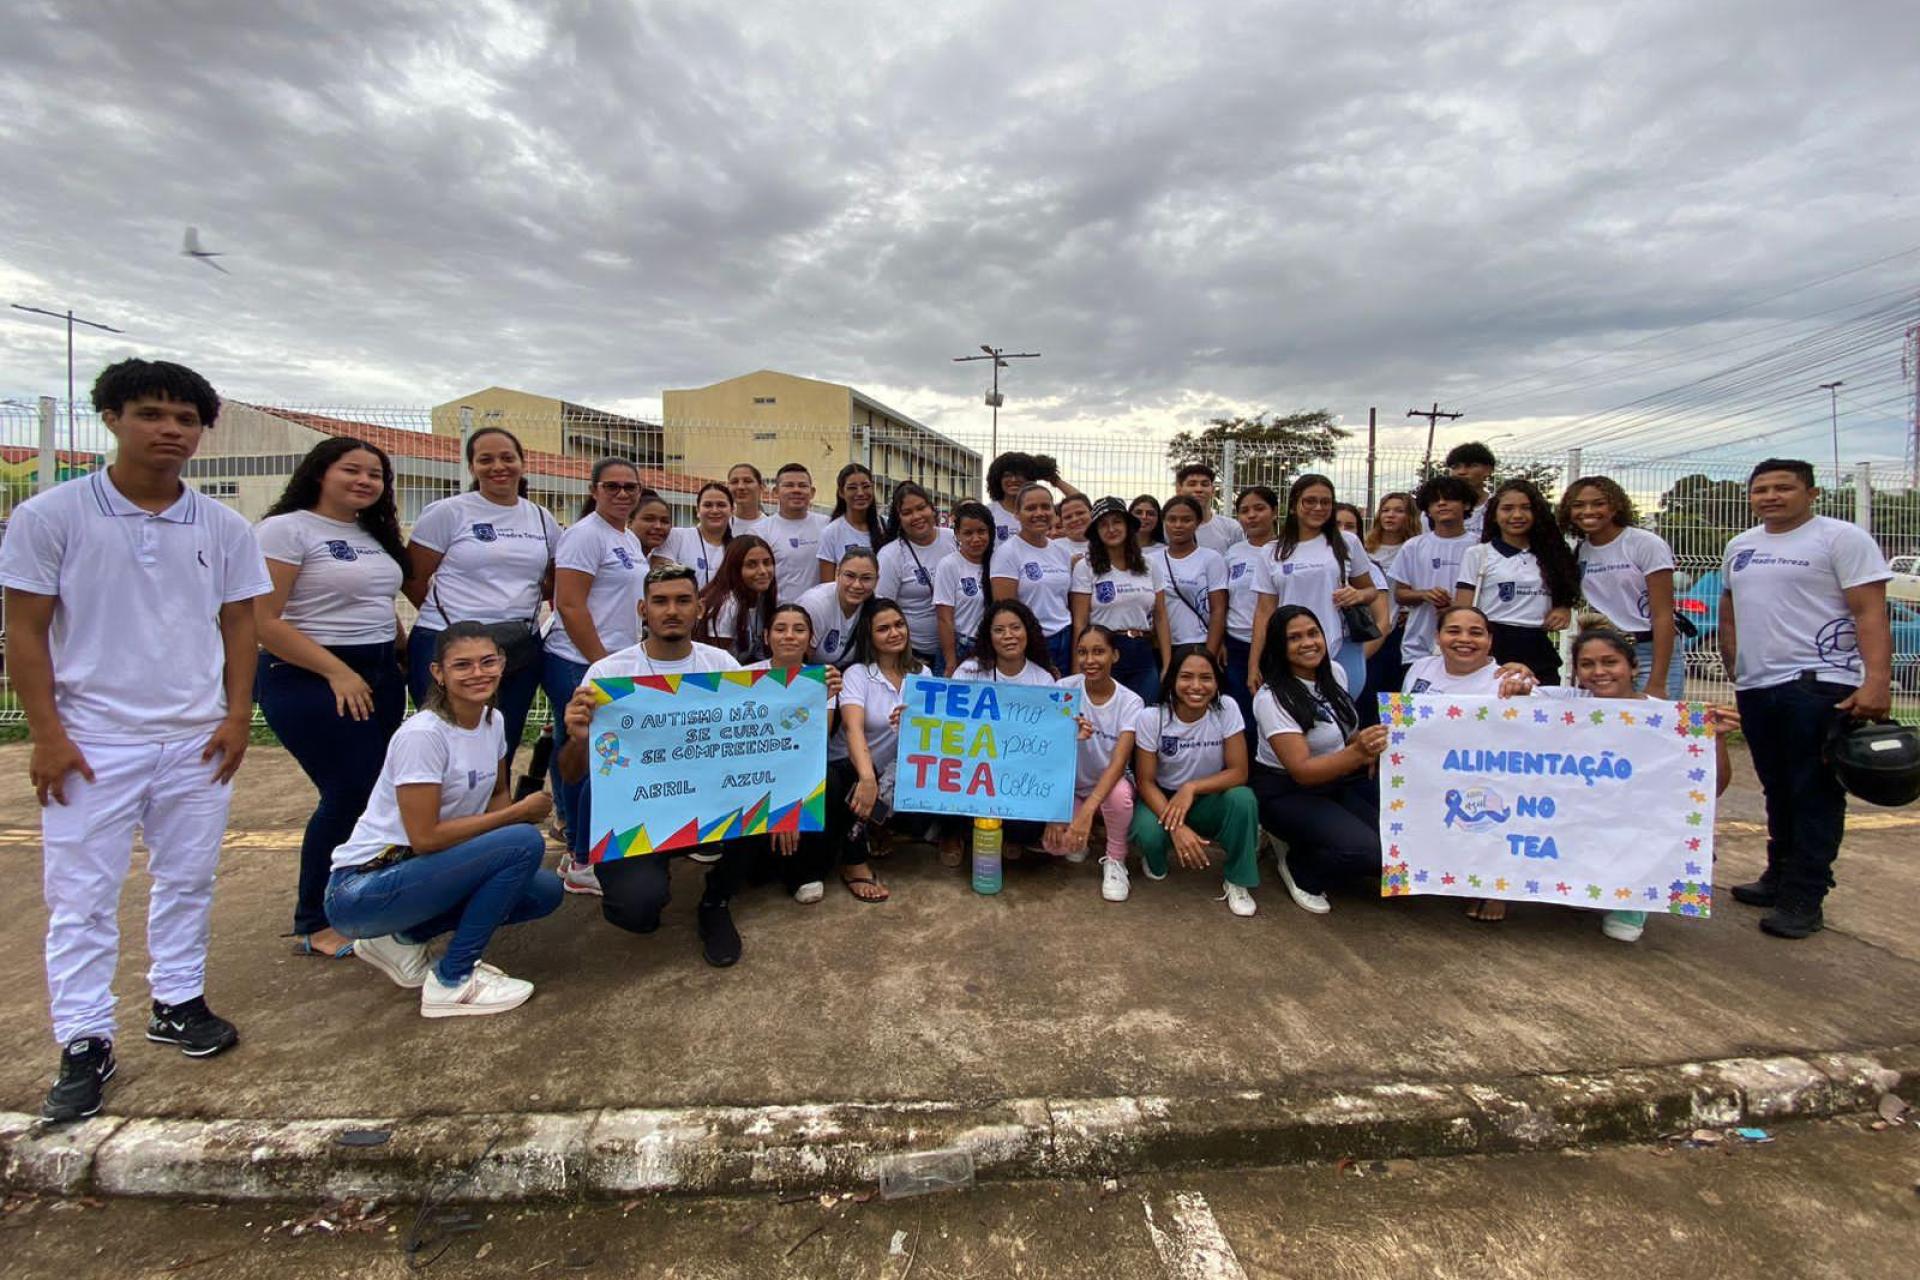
[1082,777,1135,864]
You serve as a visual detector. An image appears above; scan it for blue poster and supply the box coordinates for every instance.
[892,675,1080,822]
[587,666,829,861]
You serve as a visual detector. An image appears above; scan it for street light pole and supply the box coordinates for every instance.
[10,303,124,462]
[1819,380,1845,486]
[953,344,1040,466]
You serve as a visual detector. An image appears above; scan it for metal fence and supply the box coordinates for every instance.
[1,398,1916,723]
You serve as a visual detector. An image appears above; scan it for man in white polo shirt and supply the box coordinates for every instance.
[1175,463,1246,554]
[1719,457,1893,939]
[0,359,272,1123]
[756,463,830,604]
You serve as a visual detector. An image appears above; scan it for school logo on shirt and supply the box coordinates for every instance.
[824,629,841,654]
[324,540,358,562]
[1162,734,1184,757]
[915,568,931,587]
[1815,617,1861,671]
[1730,549,1755,573]
[1023,562,1043,581]
[1497,581,1516,602]
[472,523,498,543]
[1280,562,1295,576]
[960,578,979,597]
[612,546,635,570]
[1229,563,1246,580]
[1431,557,1444,569]
[1095,581,1117,604]
[789,537,801,549]
[1410,678,1433,693]
[467,769,483,789]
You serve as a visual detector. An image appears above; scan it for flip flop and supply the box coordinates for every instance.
[840,872,891,903]
[1465,899,1507,923]
[291,934,357,958]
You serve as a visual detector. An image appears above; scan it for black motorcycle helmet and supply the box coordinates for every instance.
[1825,717,1920,808]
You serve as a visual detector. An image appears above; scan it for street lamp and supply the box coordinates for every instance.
[953,344,1039,466]
[10,303,124,461]
[1819,380,1844,485]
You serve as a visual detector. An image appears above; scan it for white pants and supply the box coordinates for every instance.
[42,736,234,1044]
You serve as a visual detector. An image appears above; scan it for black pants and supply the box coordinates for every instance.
[1488,622,1561,686]
[1248,764,1381,895]
[1360,625,1404,726]
[1736,675,1851,909]
[738,831,836,893]
[594,844,746,934]
[255,642,407,936]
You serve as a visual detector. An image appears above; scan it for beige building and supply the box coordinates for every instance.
[429,388,663,467]
[662,370,981,513]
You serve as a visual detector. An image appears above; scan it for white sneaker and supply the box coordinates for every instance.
[687,849,722,864]
[1601,910,1646,943]
[1063,848,1089,864]
[1101,859,1131,903]
[420,965,534,1018]
[561,859,603,896]
[1141,861,1168,882]
[353,934,434,989]
[793,880,825,905]
[1222,882,1257,917]
[1275,854,1331,915]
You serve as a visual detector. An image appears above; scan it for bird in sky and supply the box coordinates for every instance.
[181,226,231,274]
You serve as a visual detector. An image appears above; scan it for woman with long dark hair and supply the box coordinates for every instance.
[541,457,647,890]
[955,597,1059,684]
[630,489,673,560]
[1069,496,1170,701]
[831,599,924,902]
[1557,475,1684,700]
[1131,494,1165,548]
[876,481,957,673]
[990,482,1077,672]
[656,481,734,590]
[1221,485,1280,731]
[403,426,558,769]
[255,437,410,958]
[817,462,892,580]
[1248,474,1377,701]
[1248,605,1389,916]
[933,501,996,675]
[1454,478,1578,685]
[1153,495,1229,663]
[743,602,842,905]
[697,533,779,664]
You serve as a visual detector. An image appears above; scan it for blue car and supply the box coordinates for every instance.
[1678,568,1920,689]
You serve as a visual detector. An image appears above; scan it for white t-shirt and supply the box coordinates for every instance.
[0,472,272,742]
[834,661,909,768]
[1058,674,1144,795]
[818,515,886,568]
[877,530,957,654]
[757,511,831,604]
[1458,541,1551,627]
[331,710,506,870]
[1157,546,1229,645]
[1192,513,1245,554]
[545,515,647,664]
[1070,556,1165,633]
[1268,532,1375,658]
[1722,515,1891,690]
[584,639,743,683]
[1133,699,1245,791]
[1251,664,1351,771]
[1387,530,1473,661]
[991,500,1023,545]
[950,657,1057,686]
[798,581,863,666]
[657,525,729,591]
[1424,503,1488,541]
[1576,527,1675,634]
[731,513,766,538]
[990,535,1075,636]
[1223,540,1277,643]
[1401,654,1503,695]
[932,554,992,650]
[255,509,402,645]
[410,491,558,630]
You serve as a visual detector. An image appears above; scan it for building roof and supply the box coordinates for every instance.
[0,445,104,466]
[672,369,980,460]
[257,407,706,494]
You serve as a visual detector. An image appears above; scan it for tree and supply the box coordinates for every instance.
[1165,411,1349,494]
[1651,474,1750,564]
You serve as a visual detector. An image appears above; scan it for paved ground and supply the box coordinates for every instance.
[2,1114,1915,1278]
[0,742,1915,1121]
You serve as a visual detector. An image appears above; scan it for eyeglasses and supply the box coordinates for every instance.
[599,481,641,494]
[442,655,505,675]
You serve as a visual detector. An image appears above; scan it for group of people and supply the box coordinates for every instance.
[3,359,1896,1127]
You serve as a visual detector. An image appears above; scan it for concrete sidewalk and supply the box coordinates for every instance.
[0,743,1915,1199]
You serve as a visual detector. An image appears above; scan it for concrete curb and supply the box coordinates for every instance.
[3,1045,1913,1203]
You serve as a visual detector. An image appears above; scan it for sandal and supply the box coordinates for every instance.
[840,871,891,903]
[1465,898,1507,923]
[938,839,965,868]
[291,933,357,958]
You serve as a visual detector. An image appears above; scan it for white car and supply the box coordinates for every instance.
[1891,555,1920,605]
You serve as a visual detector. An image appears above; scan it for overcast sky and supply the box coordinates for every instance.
[2,0,1916,473]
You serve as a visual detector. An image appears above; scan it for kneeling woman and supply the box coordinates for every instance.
[1055,625,1144,902]
[940,599,1060,866]
[1249,606,1390,915]
[832,599,925,902]
[745,603,842,904]
[1129,645,1262,916]
[326,624,562,1018]
[1401,604,1538,696]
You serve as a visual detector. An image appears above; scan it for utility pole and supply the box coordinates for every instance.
[1819,380,1844,487]
[1904,323,1919,489]
[1408,401,1462,475]
[1365,406,1378,510]
[953,344,1040,466]
[10,303,124,462]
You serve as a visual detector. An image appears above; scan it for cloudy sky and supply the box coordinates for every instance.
[2,0,1916,475]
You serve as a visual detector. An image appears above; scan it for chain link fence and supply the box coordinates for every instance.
[1,398,1916,722]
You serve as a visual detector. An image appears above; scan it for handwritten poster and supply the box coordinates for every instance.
[1377,693,1717,917]
[893,675,1080,822]
[587,667,829,861]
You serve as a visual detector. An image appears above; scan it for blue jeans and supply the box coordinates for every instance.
[1223,636,1255,737]
[915,649,946,677]
[1635,636,1686,701]
[1735,676,1852,909]
[324,825,562,983]
[540,652,591,844]
[409,625,542,767]
[1046,627,1073,677]
[256,642,407,936]
[1333,641,1369,706]
[1113,633,1161,705]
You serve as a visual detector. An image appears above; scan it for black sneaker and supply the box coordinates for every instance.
[146,996,239,1057]
[41,1036,115,1125]
[1730,879,1778,908]
[1759,902,1824,939]
[697,901,742,968]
